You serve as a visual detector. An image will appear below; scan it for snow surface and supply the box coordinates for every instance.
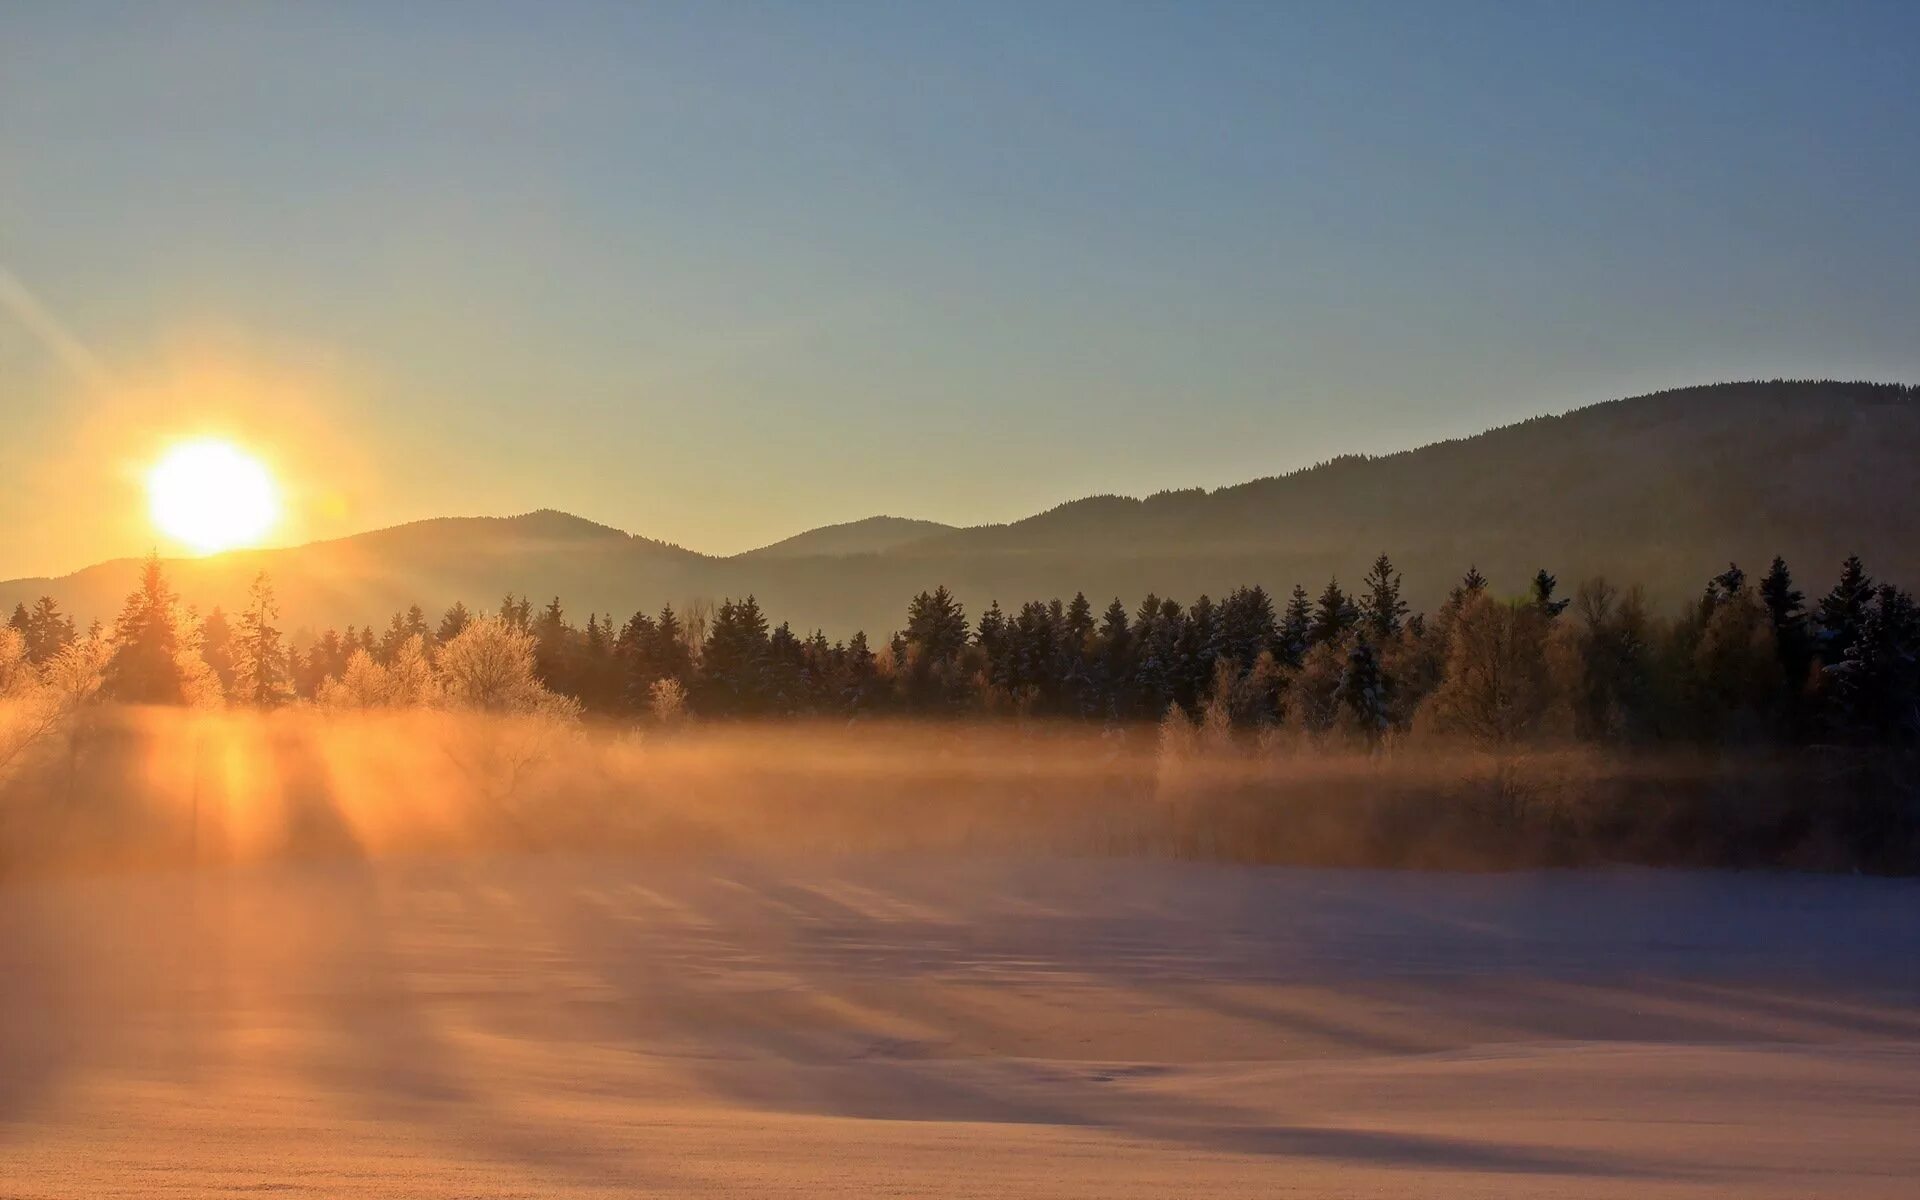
[3,857,1917,1197]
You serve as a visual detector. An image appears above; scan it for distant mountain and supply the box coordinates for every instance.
[740,516,955,560]
[7,380,1918,639]
[1,510,709,637]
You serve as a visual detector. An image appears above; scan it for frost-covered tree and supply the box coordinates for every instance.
[231,572,288,707]
[1825,585,1920,743]
[318,648,391,709]
[1333,638,1391,745]
[904,586,969,664]
[437,615,575,716]
[0,625,110,779]
[1421,592,1550,746]
[647,676,687,724]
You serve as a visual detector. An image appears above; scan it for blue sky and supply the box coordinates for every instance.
[3,2,1917,576]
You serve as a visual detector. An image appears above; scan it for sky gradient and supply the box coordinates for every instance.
[4,1,1918,579]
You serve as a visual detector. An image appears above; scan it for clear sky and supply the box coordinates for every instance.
[4,1,1918,579]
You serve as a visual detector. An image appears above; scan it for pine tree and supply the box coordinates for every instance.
[1359,554,1409,641]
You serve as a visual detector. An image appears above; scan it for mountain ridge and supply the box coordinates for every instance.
[7,379,1917,637]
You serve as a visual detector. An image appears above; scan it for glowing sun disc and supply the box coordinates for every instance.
[148,440,280,553]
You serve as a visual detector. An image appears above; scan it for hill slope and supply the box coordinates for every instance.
[7,381,1917,637]
[739,516,955,560]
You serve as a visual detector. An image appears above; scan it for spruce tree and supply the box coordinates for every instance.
[1815,556,1875,662]
[765,621,806,714]
[842,630,878,709]
[1333,638,1390,745]
[698,596,771,713]
[1825,585,1920,742]
[437,602,473,643]
[1063,592,1095,648]
[199,606,236,691]
[1279,584,1313,667]
[1096,597,1133,715]
[1360,554,1409,640]
[653,604,692,682]
[975,600,1008,677]
[498,594,533,632]
[106,553,185,704]
[1177,594,1219,710]
[1448,566,1489,609]
[1310,579,1358,646]
[532,597,575,692]
[1759,556,1811,697]
[232,571,288,707]
[1217,585,1278,670]
[904,586,969,663]
[1530,568,1570,618]
[22,596,76,664]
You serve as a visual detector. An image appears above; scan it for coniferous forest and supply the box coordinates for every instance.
[10,549,1914,747]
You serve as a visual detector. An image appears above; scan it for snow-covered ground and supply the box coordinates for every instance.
[3,857,1918,1197]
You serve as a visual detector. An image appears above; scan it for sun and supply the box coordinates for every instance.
[148,439,281,554]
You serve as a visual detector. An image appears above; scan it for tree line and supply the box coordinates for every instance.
[8,549,1918,747]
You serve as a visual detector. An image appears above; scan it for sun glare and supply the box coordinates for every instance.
[148,439,280,554]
